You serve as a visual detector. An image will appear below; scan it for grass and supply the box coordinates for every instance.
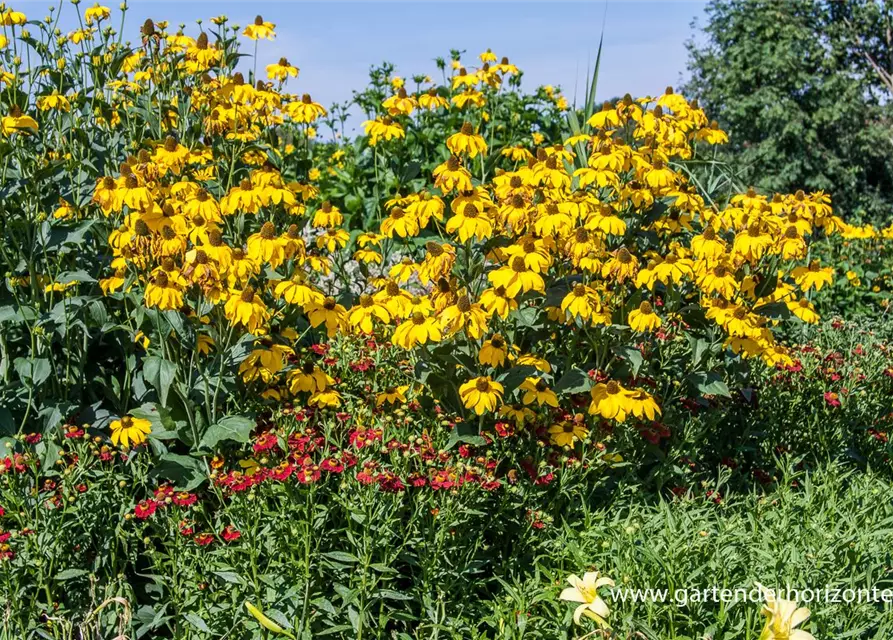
[476,460,893,640]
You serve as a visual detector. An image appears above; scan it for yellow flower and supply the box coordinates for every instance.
[288,94,327,123]
[559,571,614,626]
[224,287,270,335]
[446,122,487,158]
[392,312,442,349]
[548,418,588,447]
[37,90,71,112]
[788,298,819,324]
[459,376,504,415]
[561,284,601,321]
[376,385,409,406]
[347,294,390,334]
[791,261,833,292]
[628,301,661,332]
[487,257,544,297]
[309,389,341,408]
[144,272,184,311]
[381,207,420,238]
[479,335,508,367]
[519,377,558,407]
[247,222,286,268]
[2,106,38,136]
[589,380,636,422]
[266,57,299,82]
[382,88,417,116]
[109,415,152,448]
[288,363,330,394]
[362,116,404,145]
[243,15,276,40]
[306,297,346,337]
[440,294,488,339]
[756,583,814,640]
[433,156,473,193]
[84,3,111,25]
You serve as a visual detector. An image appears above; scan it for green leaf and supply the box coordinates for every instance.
[323,551,360,564]
[148,453,206,491]
[444,421,488,450]
[142,356,177,407]
[182,613,210,633]
[553,367,592,395]
[14,357,51,387]
[212,570,244,585]
[200,415,255,449]
[376,589,413,601]
[612,345,644,377]
[55,568,89,581]
[497,365,537,394]
[55,269,97,284]
[687,372,731,398]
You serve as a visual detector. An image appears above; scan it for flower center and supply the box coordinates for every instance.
[617,248,632,265]
[260,222,276,239]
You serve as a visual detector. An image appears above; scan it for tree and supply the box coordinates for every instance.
[684,0,893,222]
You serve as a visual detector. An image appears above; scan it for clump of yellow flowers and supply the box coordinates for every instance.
[1,2,885,445]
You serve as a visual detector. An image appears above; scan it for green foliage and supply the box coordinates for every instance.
[685,0,893,222]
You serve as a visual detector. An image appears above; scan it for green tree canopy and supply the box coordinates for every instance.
[685,0,893,222]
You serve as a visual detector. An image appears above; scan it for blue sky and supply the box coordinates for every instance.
[25,1,708,134]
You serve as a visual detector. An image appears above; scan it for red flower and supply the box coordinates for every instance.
[253,431,280,454]
[0,531,10,543]
[270,461,295,481]
[295,457,321,484]
[154,485,175,502]
[172,492,197,507]
[823,391,841,407]
[194,533,214,546]
[221,525,242,542]
[23,433,42,445]
[429,469,457,490]
[494,421,515,438]
[178,520,194,536]
[350,358,374,372]
[375,471,405,493]
[349,426,382,449]
[134,499,158,520]
[320,458,344,474]
[64,426,85,439]
[310,343,329,356]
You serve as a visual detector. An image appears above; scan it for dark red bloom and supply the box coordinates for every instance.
[253,431,280,453]
[134,499,158,520]
[173,492,197,507]
[194,533,214,546]
[221,525,242,542]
